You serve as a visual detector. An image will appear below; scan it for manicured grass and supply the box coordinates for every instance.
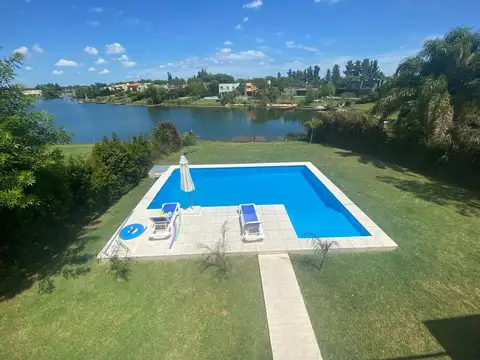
[193,98,219,105]
[55,144,94,157]
[3,141,479,359]
[351,102,375,111]
[0,178,271,360]
[158,141,480,359]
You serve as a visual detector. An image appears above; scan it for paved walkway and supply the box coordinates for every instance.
[258,254,323,360]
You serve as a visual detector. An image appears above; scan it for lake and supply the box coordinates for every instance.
[35,99,310,143]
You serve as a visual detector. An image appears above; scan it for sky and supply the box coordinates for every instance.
[2,0,479,87]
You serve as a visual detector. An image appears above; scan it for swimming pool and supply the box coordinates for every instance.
[148,165,370,238]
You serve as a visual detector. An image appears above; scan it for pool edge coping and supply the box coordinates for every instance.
[98,161,397,259]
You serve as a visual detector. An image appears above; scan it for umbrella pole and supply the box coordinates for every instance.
[190,192,194,208]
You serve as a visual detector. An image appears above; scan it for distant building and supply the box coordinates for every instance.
[341,79,385,93]
[138,83,151,91]
[113,83,128,91]
[219,83,240,97]
[244,82,258,97]
[22,89,42,96]
[284,87,318,96]
[167,83,187,90]
[127,82,141,91]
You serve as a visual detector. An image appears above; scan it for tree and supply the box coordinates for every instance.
[369,60,381,80]
[325,68,332,83]
[187,82,205,97]
[331,64,341,85]
[344,61,354,76]
[167,72,173,81]
[277,72,281,79]
[303,118,323,144]
[372,27,480,144]
[35,83,62,99]
[0,53,70,209]
[220,92,235,105]
[353,60,362,77]
[361,58,371,81]
[304,89,315,105]
[313,65,320,80]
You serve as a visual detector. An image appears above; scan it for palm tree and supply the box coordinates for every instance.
[304,118,323,144]
[373,27,480,144]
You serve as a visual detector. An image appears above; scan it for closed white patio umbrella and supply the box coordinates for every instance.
[180,155,195,207]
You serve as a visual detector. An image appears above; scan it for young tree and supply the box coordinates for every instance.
[304,89,315,105]
[277,72,281,79]
[167,72,173,81]
[331,64,341,85]
[362,58,371,80]
[369,60,380,80]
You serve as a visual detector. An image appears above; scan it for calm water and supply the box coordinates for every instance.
[35,99,309,143]
[148,166,369,238]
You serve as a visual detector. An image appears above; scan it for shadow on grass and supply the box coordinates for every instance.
[377,175,480,217]
[335,150,415,175]
[381,315,479,360]
[0,203,109,301]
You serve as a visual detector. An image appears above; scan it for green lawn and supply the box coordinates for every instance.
[3,141,479,359]
[0,177,271,360]
[55,144,94,157]
[193,98,219,105]
[157,141,480,359]
[351,102,375,111]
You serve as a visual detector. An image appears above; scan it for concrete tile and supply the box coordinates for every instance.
[204,207,216,214]
[261,214,278,223]
[349,237,370,252]
[183,242,199,255]
[281,229,298,240]
[272,204,285,212]
[278,221,294,230]
[283,239,304,252]
[200,222,216,233]
[275,214,291,222]
[241,242,260,253]
[263,220,280,230]
[266,230,284,241]
[214,215,228,224]
[201,215,216,224]
[261,205,275,214]
[183,224,202,234]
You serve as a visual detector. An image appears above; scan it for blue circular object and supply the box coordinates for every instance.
[119,223,145,240]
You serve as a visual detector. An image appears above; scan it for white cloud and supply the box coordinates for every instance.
[24,66,33,71]
[243,0,263,9]
[224,40,233,45]
[255,37,265,43]
[126,75,133,78]
[285,40,318,52]
[55,59,79,67]
[32,43,44,53]
[167,63,174,66]
[84,46,99,55]
[77,72,81,75]
[235,24,242,30]
[99,69,110,74]
[52,70,63,75]
[259,61,265,65]
[243,17,249,22]
[159,65,165,68]
[86,20,100,26]
[90,7,104,13]
[122,61,137,68]
[276,32,284,37]
[219,48,232,55]
[88,67,96,72]
[106,42,125,54]
[117,54,129,61]
[95,58,107,64]
[13,46,28,55]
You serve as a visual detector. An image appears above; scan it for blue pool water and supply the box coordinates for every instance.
[148,165,370,238]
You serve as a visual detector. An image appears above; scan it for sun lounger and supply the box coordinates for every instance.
[149,202,179,239]
[239,204,265,241]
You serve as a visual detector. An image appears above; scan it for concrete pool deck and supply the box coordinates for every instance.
[98,162,397,260]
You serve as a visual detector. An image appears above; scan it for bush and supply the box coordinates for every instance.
[182,131,197,146]
[152,121,182,155]
[90,133,153,202]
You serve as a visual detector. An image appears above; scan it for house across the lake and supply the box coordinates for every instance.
[219,83,240,97]
[22,89,42,96]
[244,82,258,97]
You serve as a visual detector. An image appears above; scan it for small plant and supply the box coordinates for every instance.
[38,277,55,294]
[104,239,134,281]
[197,221,231,278]
[305,233,338,272]
[182,130,197,146]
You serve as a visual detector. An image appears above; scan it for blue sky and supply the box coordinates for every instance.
[3,0,479,86]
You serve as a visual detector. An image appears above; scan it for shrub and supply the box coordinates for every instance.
[90,133,153,202]
[182,131,197,146]
[106,254,133,281]
[197,221,231,278]
[303,234,338,272]
[152,121,182,154]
